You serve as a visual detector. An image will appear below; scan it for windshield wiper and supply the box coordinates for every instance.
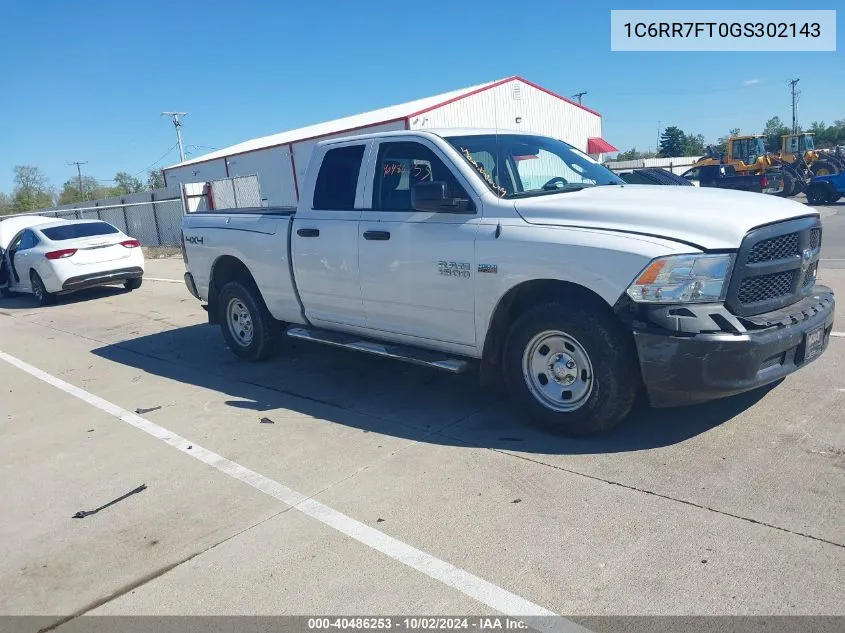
[510,185,586,198]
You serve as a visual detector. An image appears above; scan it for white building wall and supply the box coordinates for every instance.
[290,120,406,189]
[224,146,297,207]
[164,159,228,191]
[605,156,703,175]
[409,80,602,152]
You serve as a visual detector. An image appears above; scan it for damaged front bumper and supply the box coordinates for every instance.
[631,286,835,407]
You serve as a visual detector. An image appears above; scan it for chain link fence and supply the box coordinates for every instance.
[15,187,185,247]
[209,175,263,209]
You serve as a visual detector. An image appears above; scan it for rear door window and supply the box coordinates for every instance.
[41,222,120,241]
[19,230,37,250]
[312,145,366,210]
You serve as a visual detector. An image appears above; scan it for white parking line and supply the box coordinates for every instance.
[145,277,182,283]
[0,350,585,631]
[832,332,845,338]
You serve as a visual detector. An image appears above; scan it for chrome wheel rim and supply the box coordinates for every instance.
[226,297,253,347]
[522,330,594,412]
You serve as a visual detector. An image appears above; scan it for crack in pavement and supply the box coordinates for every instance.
[451,444,845,550]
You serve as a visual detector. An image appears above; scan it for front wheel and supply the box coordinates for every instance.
[30,270,56,306]
[217,280,279,361]
[807,184,831,206]
[503,302,640,436]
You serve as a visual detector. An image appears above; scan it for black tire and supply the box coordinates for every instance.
[775,169,793,198]
[503,301,640,437]
[782,165,804,196]
[217,280,279,361]
[124,277,143,290]
[807,184,830,206]
[810,160,837,177]
[30,270,55,306]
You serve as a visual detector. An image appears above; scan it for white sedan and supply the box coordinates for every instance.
[0,217,145,306]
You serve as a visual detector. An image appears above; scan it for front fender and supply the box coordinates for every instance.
[474,223,695,353]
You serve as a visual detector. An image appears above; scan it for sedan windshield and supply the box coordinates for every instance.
[445,134,623,198]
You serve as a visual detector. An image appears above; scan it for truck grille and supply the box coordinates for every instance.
[747,233,799,263]
[737,271,795,304]
[726,217,822,317]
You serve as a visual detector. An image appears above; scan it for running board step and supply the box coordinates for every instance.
[285,327,472,374]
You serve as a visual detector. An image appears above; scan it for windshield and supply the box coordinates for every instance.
[803,135,815,151]
[444,134,623,198]
[40,222,119,241]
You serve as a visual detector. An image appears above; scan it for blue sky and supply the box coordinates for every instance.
[0,1,841,194]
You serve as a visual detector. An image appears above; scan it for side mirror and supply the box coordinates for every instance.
[411,181,473,213]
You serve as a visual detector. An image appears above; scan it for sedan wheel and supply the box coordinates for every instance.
[30,270,55,306]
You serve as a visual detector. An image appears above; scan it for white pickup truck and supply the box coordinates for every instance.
[180,129,834,436]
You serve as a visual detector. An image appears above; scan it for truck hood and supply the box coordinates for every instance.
[513,185,817,250]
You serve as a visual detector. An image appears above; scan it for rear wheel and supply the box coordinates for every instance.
[124,277,142,290]
[807,184,831,206]
[217,280,279,361]
[503,302,640,436]
[30,270,55,306]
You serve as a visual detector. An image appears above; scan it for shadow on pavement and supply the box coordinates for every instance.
[92,323,776,455]
[0,285,128,310]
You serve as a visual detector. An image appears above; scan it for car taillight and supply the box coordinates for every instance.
[120,239,141,248]
[46,249,77,260]
[762,176,768,188]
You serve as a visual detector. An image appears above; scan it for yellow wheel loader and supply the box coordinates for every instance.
[692,135,803,197]
[779,133,843,177]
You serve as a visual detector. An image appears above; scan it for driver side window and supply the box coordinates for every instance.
[372,141,470,212]
[9,233,24,252]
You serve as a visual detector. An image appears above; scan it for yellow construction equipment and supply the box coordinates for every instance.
[692,135,803,197]
[779,133,843,177]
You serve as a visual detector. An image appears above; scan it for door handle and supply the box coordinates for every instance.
[297,228,320,237]
[363,230,391,241]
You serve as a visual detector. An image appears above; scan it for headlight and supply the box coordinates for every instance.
[626,254,735,303]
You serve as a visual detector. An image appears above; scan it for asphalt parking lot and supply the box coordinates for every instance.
[1,202,844,631]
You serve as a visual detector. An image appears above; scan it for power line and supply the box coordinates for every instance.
[67,161,88,200]
[132,143,179,177]
[161,112,188,162]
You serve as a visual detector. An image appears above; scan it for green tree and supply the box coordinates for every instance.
[147,169,165,190]
[58,175,108,204]
[615,147,658,161]
[0,191,13,216]
[682,133,706,156]
[658,126,686,157]
[11,165,54,212]
[763,116,790,153]
[113,171,144,195]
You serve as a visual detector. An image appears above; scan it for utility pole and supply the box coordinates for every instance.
[656,121,662,152]
[161,112,188,162]
[572,91,587,105]
[788,78,800,134]
[68,161,88,200]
